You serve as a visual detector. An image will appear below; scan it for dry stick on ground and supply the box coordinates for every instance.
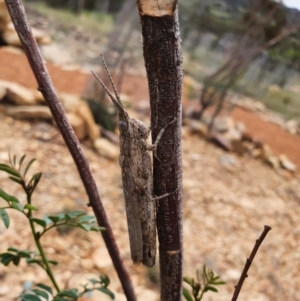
[4,1,137,300]
[231,225,272,301]
[137,1,183,300]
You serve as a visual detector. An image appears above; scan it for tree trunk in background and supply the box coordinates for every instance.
[81,0,136,103]
[69,0,85,14]
[137,1,183,301]
[95,0,109,13]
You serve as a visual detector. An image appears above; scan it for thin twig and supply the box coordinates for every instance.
[231,225,272,301]
[4,1,136,300]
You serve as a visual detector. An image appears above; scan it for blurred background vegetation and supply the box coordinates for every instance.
[24,0,300,120]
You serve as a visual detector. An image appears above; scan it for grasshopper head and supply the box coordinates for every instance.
[119,118,149,140]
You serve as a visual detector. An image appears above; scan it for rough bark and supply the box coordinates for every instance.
[4,1,137,300]
[137,1,183,300]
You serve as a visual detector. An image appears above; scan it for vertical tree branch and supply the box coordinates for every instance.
[4,1,136,300]
[231,225,272,301]
[137,1,183,300]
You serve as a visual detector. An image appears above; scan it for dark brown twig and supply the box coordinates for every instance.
[137,1,183,300]
[231,225,272,301]
[4,1,136,300]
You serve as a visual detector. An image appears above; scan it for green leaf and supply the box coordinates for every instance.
[0,253,15,266]
[0,164,21,178]
[36,283,53,295]
[24,158,36,177]
[56,213,66,221]
[43,215,53,226]
[11,202,23,211]
[9,176,24,185]
[0,208,10,228]
[28,172,42,194]
[183,276,194,287]
[88,278,98,285]
[96,287,115,300]
[0,188,20,203]
[17,250,31,258]
[25,204,38,211]
[99,275,110,286]
[32,289,49,300]
[47,215,60,223]
[12,256,21,265]
[77,223,92,231]
[202,265,208,283]
[78,215,95,223]
[56,289,78,298]
[65,211,86,219]
[22,294,42,301]
[204,286,218,293]
[8,152,13,166]
[7,247,19,253]
[26,258,42,265]
[19,154,27,170]
[13,155,17,167]
[53,298,70,301]
[182,287,194,301]
[30,218,47,228]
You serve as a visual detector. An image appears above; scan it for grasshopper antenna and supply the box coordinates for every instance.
[91,55,127,116]
[100,54,124,107]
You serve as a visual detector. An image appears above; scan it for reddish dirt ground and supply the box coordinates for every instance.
[1,47,300,169]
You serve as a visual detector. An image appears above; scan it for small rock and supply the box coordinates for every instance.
[0,84,6,100]
[67,112,87,140]
[74,101,100,142]
[0,80,37,105]
[285,119,299,135]
[251,148,262,158]
[219,154,237,169]
[137,289,159,301]
[235,121,246,134]
[40,44,75,66]
[58,92,81,112]
[34,90,45,103]
[92,247,113,270]
[191,153,201,161]
[93,138,119,160]
[5,105,52,120]
[188,120,208,137]
[261,144,273,160]
[279,154,297,172]
[253,101,266,111]
[265,155,280,170]
[2,22,51,47]
[80,258,94,269]
[31,27,52,45]
[213,116,234,133]
[2,23,21,47]
[0,285,14,297]
[223,127,242,141]
[224,269,241,281]
[209,132,232,151]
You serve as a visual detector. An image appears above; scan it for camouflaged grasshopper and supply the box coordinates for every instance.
[92,55,175,267]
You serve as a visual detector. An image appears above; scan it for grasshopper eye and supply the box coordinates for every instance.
[119,121,128,133]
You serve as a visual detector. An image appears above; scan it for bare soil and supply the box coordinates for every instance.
[1,47,300,169]
[0,42,300,301]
